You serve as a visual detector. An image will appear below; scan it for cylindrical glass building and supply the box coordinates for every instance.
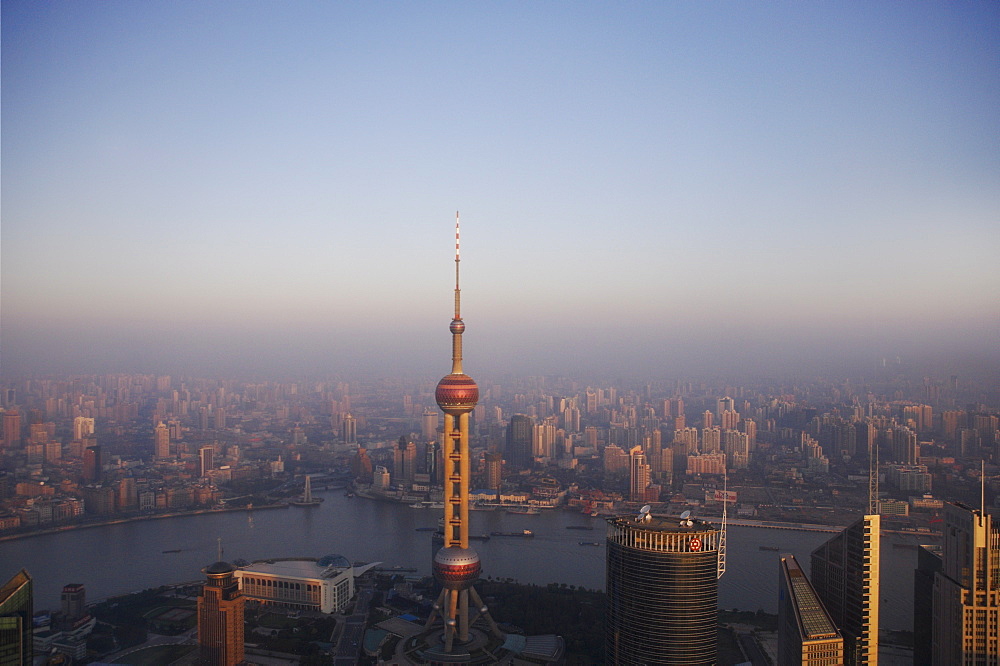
[606,514,719,665]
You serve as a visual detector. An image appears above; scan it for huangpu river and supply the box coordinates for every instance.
[1,490,924,632]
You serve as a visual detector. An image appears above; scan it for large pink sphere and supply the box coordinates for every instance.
[435,373,479,415]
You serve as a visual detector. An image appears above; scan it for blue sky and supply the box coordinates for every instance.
[3,1,998,379]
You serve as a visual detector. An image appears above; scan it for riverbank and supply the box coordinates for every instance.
[0,502,290,543]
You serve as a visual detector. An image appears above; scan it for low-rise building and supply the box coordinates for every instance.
[234,556,378,614]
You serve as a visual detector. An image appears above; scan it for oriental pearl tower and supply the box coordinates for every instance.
[425,213,502,653]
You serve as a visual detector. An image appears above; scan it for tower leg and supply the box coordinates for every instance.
[469,586,503,639]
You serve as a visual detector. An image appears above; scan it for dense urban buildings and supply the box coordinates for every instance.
[197,559,245,666]
[778,554,844,665]
[605,511,719,665]
[810,514,880,666]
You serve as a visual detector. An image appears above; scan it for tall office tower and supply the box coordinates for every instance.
[154,422,170,459]
[421,214,503,656]
[810,514,880,666]
[931,501,1000,663]
[341,413,357,445]
[484,452,502,492]
[197,560,245,666]
[628,446,651,501]
[394,437,417,486]
[778,554,844,665]
[0,569,33,666]
[60,584,86,622]
[72,416,95,441]
[606,511,719,665]
[422,408,439,441]
[82,445,102,483]
[2,410,21,448]
[199,446,215,478]
[505,414,534,471]
[214,407,226,430]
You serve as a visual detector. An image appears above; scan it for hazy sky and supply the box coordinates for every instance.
[3,2,998,380]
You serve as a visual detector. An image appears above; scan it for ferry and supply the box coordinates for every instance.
[578,541,601,547]
[505,507,541,515]
[566,525,594,531]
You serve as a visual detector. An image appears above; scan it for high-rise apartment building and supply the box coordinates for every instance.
[931,501,1000,663]
[72,416,95,441]
[199,446,215,478]
[197,560,245,666]
[154,422,170,459]
[628,445,650,502]
[341,413,357,445]
[484,451,502,492]
[2,411,21,448]
[810,514,880,666]
[393,437,417,486]
[421,408,439,441]
[0,569,33,666]
[606,512,719,665]
[778,554,844,665]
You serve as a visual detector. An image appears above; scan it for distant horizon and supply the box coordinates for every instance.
[4,2,997,383]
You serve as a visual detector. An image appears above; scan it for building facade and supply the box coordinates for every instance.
[234,557,374,614]
[0,569,33,666]
[810,514,880,666]
[606,513,718,665]
[778,554,844,665]
[932,501,1000,664]
[197,560,244,666]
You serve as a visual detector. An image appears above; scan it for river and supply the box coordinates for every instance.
[0,489,925,632]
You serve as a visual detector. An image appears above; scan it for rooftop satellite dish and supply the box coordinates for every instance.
[680,510,691,520]
[637,505,651,522]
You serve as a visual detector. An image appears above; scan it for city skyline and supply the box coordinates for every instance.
[3,2,998,379]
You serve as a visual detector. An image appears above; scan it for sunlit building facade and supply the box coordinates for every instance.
[606,513,718,665]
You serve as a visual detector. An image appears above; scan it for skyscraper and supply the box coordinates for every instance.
[154,421,170,459]
[82,445,102,483]
[422,214,503,654]
[2,411,21,449]
[810,514,880,666]
[341,413,357,445]
[931,501,1000,663]
[505,414,534,471]
[606,511,719,665]
[778,554,844,665]
[199,446,215,478]
[197,560,245,666]
[628,445,650,502]
[0,569,33,666]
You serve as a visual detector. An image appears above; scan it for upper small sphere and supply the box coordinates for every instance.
[450,319,466,334]
[435,373,479,415]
